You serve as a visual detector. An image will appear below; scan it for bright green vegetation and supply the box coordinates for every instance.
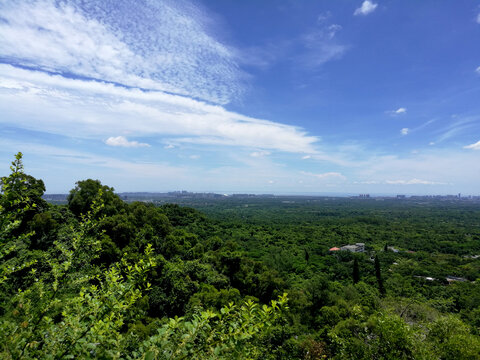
[1,153,480,359]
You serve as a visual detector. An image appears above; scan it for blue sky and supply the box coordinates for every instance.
[1,0,480,195]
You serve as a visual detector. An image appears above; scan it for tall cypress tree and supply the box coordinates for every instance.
[374,255,385,296]
[353,258,360,284]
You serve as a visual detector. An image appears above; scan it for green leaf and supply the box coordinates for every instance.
[144,350,155,360]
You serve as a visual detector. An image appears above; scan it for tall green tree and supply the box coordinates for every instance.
[67,179,125,217]
[0,152,47,233]
[353,258,360,284]
[374,255,386,296]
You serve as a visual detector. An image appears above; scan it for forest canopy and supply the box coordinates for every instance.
[1,153,479,359]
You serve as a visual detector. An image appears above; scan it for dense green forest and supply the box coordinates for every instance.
[1,153,480,359]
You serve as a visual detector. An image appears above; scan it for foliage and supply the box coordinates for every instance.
[0,153,289,359]
[330,311,426,360]
[1,153,480,359]
[140,293,288,359]
[67,178,125,217]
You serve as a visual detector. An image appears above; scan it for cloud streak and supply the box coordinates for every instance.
[385,178,444,185]
[301,171,346,181]
[464,140,480,150]
[434,116,480,143]
[298,24,348,69]
[105,136,150,148]
[0,64,318,153]
[250,150,271,158]
[238,21,348,72]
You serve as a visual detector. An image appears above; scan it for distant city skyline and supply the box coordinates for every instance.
[1,1,480,194]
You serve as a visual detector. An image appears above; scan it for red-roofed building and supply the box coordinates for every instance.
[329,247,340,251]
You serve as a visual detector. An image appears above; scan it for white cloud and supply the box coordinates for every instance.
[385,178,443,185]
[387,107,407,116]
[301,171,346,180]
[105,136,150,148]
[477,13,480,24]
[354,1,378,16]
[358,180,380,184]
[464,140,480,150]
[302,155,311,159]
[401,128,409,136]
[189,155,200,159]
[0,136,319,193]
[476,66,480,74]
[0,0,242,104]
[164,144,175,149]
[0,0,324,155]
[0,64,318,153]
[250,150,271,157]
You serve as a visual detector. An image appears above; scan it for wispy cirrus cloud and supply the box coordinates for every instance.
[355,149,480,191]
[356,178,445,185]
[354,1,378,16]
[298,23,348,69]
[2,0,478,195]
[237,18,347,71]
[0,0,242,104]
[434,115,480,143]
[236,41,290,70]
[0,137,189,191]
[385,178,444,185]
[0,64,318,153]
[464,140,480,150]
[397,119,435,137]
[0,0,319,154]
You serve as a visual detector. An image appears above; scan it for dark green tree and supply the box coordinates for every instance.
[353,258,360,284]
[67,179,125,217]
[374,255,386,296]
[129,201,171,239]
